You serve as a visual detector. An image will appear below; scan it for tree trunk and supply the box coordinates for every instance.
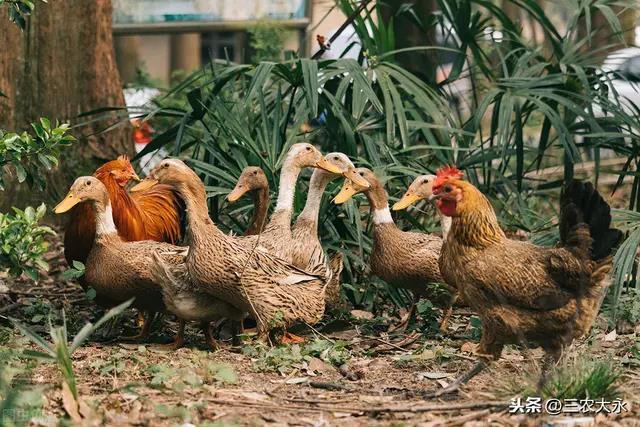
[0,0,133,210]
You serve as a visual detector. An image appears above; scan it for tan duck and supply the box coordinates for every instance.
[334,168,456,330]
[292,152,368,307]
[132,158,335,342]
[54,176,241,348]
[226,166,270,236]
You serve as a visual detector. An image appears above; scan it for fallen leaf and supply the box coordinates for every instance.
[436,379,449,388]
[418,372,451,380]
[350,310,374,320]
[308,357,336,375]
[603,329,617,342]
[61,382,82,423]
[285,377,309,384]
[460,342,477,354]
[240,391,269,401]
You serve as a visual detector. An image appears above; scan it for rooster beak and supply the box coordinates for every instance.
[131,177,158,192]
[342,167,370,189]
[227,184,247,202]
[54,192,82,214]
[315,157,343,174]
[130,171,141,182]
[392,190,421,211]
[333,182,358,204]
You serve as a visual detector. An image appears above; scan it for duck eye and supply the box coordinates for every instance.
[163,163,169,168]
[359,171,365,176]
[253,171,258,175]
[86,181,91,187]
[305,146,312,151]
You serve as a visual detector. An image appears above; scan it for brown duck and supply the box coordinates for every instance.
[334,168,455,330]
[227,166,270,236]
[132,158,333,342]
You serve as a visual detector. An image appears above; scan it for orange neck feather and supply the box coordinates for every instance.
[448,181,505,247]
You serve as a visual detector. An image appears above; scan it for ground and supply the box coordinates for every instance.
[1,235,639,426]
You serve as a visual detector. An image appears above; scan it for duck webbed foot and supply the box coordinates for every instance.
[121,311,156,342]
[151,320,185,351]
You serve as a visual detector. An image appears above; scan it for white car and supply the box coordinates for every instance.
[600,47,640,114]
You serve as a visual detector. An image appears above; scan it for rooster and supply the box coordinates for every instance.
[395,166,622,396]
[63,155,184,339]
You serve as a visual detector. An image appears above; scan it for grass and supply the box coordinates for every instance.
[504,353,621,401]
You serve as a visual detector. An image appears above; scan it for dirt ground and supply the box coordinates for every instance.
[1,235,639,426]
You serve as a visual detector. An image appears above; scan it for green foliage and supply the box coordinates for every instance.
[11,299,134,401]
[247,20,291,63]
[518,357,620,400]
[95,0,640,313]
[1,0,46,30]
[0,204,54,279]
[0,119,75,190]
[245,339,351,374]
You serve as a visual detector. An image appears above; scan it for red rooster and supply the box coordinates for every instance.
[64,155,184,266]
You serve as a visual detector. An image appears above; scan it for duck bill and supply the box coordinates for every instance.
[333,183,358,204]
[392,191,421,211]
[54,192,82,214]
[130,178,158,192]
[227,185,248,202]
[342,167,370,189]
[315,157,343,174]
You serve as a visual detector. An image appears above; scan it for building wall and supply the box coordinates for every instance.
[113,0,356,86]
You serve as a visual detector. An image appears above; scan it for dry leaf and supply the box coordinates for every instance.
[61,382,82,423]
[460,342,478,354]
[603,329,617,342]
[417,372,450,380]
[350,310,374,320]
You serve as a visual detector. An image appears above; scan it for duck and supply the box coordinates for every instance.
[54,176,241,349]
[131,156,336,342]
[226,166,270,236]
[333,168,456,331]
[291,152,369,307]
[238,144,347,274]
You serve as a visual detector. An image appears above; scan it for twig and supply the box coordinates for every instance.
[441,409,492,427]
[304,322,335,344]
[309,381,349,391]
[201,397,507,414]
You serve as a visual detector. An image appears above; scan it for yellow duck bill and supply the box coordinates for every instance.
[227,185,248,202]
[333,183,358,204]
[54,192,82,214]
[130,178,158,192]
[392,191,421,211]
[315,157,344,174]
[342,167,370,189]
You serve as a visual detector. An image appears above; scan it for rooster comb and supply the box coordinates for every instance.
[434,165,463,188]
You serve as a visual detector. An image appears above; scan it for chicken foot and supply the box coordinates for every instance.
[422,359,488,398]
[439,292,459,332]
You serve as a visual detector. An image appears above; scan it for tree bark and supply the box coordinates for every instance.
[0,0,133,209]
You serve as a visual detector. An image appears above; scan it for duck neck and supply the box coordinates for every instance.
[297,169,332,231]
[365,184,395,227]
[246,187,269,235]
[177,179,224,244]
[93,198,117,237]
[272,160,301,226]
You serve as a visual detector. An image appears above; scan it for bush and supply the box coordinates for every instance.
[0,204,54,279]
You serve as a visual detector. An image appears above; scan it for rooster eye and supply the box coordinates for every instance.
[443,185,453,193]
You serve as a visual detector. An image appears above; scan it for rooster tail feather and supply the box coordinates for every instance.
[560,180,623,261]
